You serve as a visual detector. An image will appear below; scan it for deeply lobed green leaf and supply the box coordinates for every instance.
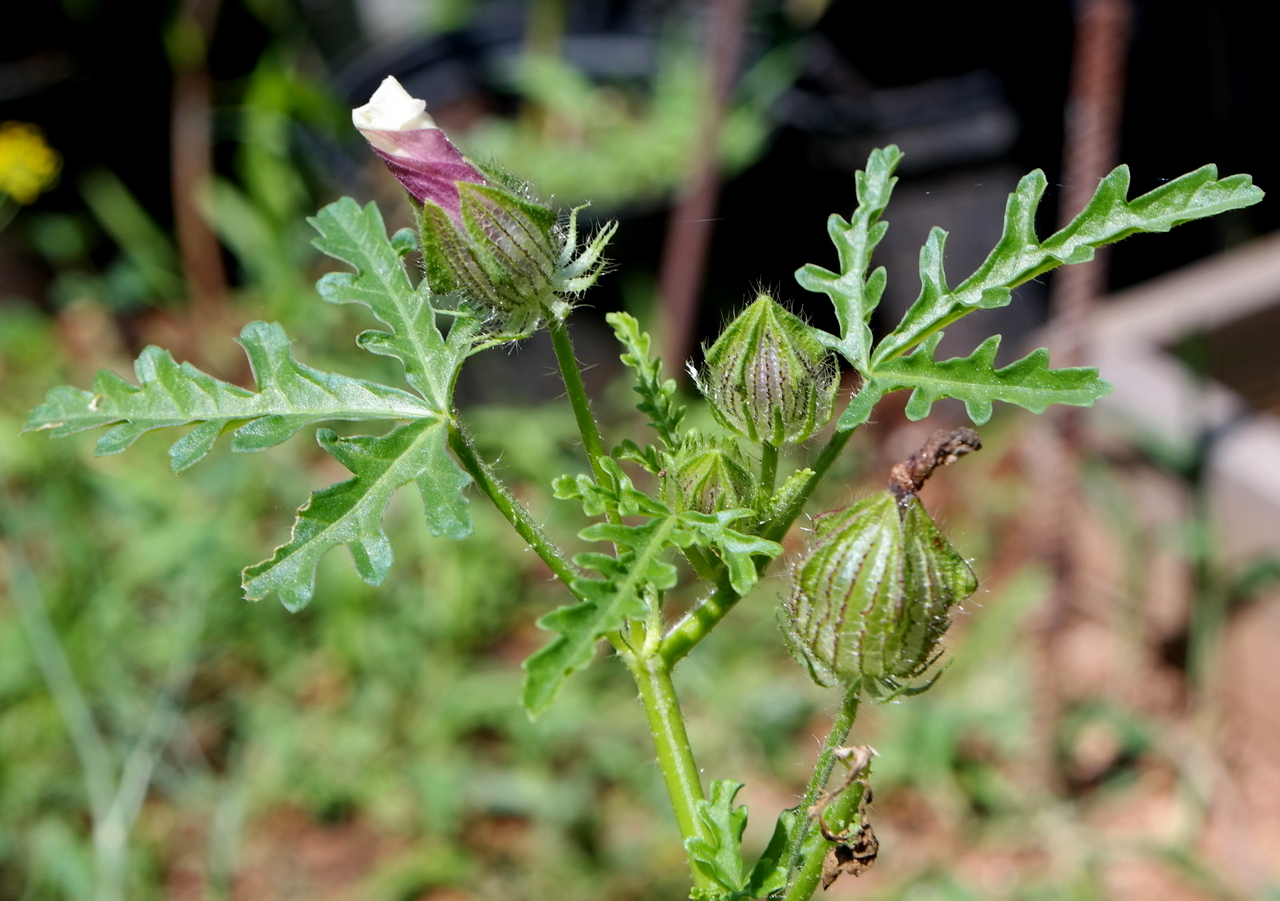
[606,311,686,449]
[839,332,1113,429]
[310,197,478,408]
[242,418,471,611]
[798,149,1262,429]
[28,197,484,611]
[24,321,436,472]
[686,780,750,895]
[793,146,902,373]
[527,463,781,714]
[521,515,681,715]
[871,163,1264,366]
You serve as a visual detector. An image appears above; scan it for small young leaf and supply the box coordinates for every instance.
[24,321,437,472]
[744,808,802,898]
[612,437,664,474]
[678,510,782,596]
[522,515,682,715]
[242,418,471,611]
[685,780,750,894]
[864,332,1113,424]
[554,457,666,518]
[607,311,686,449]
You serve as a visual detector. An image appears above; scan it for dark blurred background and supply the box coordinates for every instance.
[4,0,1275,357]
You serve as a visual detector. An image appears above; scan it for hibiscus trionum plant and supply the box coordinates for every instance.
[25,76,1263,899]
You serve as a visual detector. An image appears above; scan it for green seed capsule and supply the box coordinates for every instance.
[782,489,977,696]
[698,294,838,446]
[667,436,756,515]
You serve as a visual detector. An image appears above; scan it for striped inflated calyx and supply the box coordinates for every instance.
[783,492,976,695]
[417,182,561,334]
[698,295,837,446]
[668,437,755,515]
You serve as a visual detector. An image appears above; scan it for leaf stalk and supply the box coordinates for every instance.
[447,422,581,586]
[779,685,861,901]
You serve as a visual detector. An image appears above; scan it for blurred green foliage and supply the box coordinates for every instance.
[0,288,1174,899]
[458,41,796,211]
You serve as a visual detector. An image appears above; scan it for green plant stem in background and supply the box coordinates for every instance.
[782,751,867,901]
[4,545,115,835]
[782,781,864,901]
[797,686,861,818]
[447,423,581,586]
[629,653,713,891]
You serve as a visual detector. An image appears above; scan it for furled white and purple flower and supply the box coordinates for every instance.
[353,76,616,336]
[351,76,486,224]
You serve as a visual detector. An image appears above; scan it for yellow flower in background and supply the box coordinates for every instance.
[0,121,62,204]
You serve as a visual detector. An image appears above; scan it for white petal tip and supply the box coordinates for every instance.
[352,75,437,135]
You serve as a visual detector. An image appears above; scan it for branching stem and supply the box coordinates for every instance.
[629,653,714,891]
[661,417,860,665]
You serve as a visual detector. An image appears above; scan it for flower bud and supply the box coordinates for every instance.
[782,429,981,696]
[354,76,615,335]
[352,76,487,223]
[666,436,755,515]
[697,295,837,446]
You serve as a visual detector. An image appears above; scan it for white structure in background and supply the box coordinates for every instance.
[1093,230,1280,560]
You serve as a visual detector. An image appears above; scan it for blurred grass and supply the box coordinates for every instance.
[0,284,1019,900]
[0,289,1128,900]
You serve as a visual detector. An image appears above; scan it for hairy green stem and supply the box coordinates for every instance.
[629,654,713,890]
[787,688,860,856]
[762,425,855,544]
[680,543,722,584]
[784,776,867,898]
[447,422,581,587]
[661,567,737,666]
[548,316,621,523]
[760,442,779,503]
[780,686,862,901]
